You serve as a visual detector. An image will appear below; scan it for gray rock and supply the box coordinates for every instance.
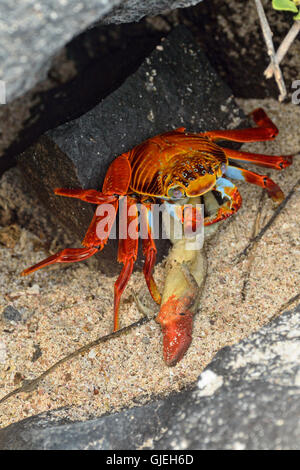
[102,0,202,24]
[0,0,202,103]
[17,26,244,273]
[2,306,22,323]
[0,0,119,103]
[0,20,164,163]
[0,305,299,449]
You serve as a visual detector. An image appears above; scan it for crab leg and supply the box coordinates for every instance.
[223,148,293,170]
[82,154,132,248]
[21,154,132,276]
[21,247,99,276]
[225,165,284,202]
[204,178,242,226]
[54,153,131,202]
[201,108,278,143]
[21,194,118,273]
[114,196,139,331]
[83,203,118,250]
[54,188,117,204]
[53,189,120,249]
[141,203,161,305]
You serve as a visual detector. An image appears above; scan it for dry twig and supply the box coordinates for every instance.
[254,0,287,101]
[265,21,300,79]
[235,177,300,262]
[241,189,266,301]
[0,314,154,406]
[269,292,300,322]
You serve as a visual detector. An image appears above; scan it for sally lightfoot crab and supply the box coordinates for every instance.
[22,108,294,365]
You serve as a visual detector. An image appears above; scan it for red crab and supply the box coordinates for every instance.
[22,109,293,365]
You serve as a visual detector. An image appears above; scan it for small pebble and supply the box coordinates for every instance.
[31,344,42,362]
[2,306,22,322]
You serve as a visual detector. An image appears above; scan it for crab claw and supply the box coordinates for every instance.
[156,294,196,366]
[157,192,220,366]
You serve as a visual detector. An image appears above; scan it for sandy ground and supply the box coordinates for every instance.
[0,98,299,428]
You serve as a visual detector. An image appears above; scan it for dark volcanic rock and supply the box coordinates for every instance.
[0,2,203,173]
[0,305,299,450]
[180,0,300,99]
[0,20,165,167]
[18,26,244,273]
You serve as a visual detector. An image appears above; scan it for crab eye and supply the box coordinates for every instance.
[221,163,227,174]
[168,186,185,199]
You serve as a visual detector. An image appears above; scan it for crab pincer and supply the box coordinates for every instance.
[156,192,221,366]
[156,268,199,366]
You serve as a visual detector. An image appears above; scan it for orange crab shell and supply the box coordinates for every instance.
[128,128,226,199]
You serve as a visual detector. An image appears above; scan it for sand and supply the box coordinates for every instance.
[0,98,299,427]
